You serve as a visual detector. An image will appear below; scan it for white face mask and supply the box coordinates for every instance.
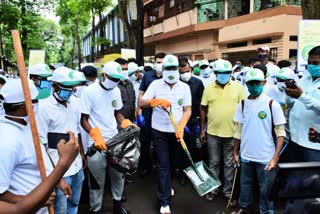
[102,78,118,90]
[277,82,286,92]
[180,72,192,82]
[154,63,163,74]
[202,67,212,78]
[73,85,86,98]
[130,74,137,82]
[163,70,179,84]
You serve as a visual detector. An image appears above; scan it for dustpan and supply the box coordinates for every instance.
[164,108,221,196]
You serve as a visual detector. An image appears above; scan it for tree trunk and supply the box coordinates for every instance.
[136,0,144,65]
[20,0,28,57]
[0,25,4,69]
[302,0,320,19]
[98,9,105,55]
[91,7,95,62]
[71,37,75,68]
[118,0,136,49]
[75,18,82,70]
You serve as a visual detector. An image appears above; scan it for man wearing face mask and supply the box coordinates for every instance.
[178,58,204,185]
[140,55,192,214]
[0,79,54,214]
[37,67,84,214]
[138,52,166,176]
[80,61,133,214]
[81,65,98,85]
[29,64,53,100]
[199,60,216,87]
[233,68,286,214]
[200,59,244,203]
[284,45,320,162]
[257,45,273,68]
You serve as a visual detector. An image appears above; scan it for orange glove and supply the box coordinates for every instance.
[121,119,134,129]
[176,118,188,140]
[89,127,107,151]
[150,98,171,109]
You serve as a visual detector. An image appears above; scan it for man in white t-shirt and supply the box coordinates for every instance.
[37,67,84,214]
[199,60,216,88]
[233,68,286,214]
[28,64,53,100]
[80,61,133,214]
[0,79,53,214]
[140,55,192,214]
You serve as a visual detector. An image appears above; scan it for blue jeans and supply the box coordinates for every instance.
[54,169,84,214]
[239,161,275,214]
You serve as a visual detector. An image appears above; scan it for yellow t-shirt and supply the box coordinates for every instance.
[201,81,244,138]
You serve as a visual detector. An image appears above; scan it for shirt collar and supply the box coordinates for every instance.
[0,117,26,130]
[212,80,232,88]
[49,94,68,108]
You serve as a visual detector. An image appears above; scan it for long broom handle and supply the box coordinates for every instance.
[11,30,55,214]
[165,109,205,182]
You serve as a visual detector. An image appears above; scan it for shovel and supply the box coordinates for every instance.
[164,108,221,196]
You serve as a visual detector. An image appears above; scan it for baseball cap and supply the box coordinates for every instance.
[103,61,124,79]
[162,55,179,68]
[128,62,139,75]
[245,68,265,83]
[257,45,270,52]
[0,79,39,103]
[29,64,52,77]
[81,65,98,78]
[275,67,295,80]
[0,74,7,83]
[199,60,209,68]
[51,66,82,86]
[212,59,232,72]
[72,71,87,82]
[267,64,280,78]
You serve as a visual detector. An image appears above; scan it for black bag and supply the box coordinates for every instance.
[87,126,141,175]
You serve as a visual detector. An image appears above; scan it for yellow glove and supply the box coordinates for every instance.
[89,127,107,151]
[176,118,188,140]
[121,119,134,129]
[150,98,171,109]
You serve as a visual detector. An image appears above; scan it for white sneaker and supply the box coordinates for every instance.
[171,188,174,197]
[160,205,171,214]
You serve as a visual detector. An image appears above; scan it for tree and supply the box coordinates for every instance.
[118,0,136,49]
[301,0,320,19]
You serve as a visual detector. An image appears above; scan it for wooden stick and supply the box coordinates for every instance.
[11,30,55,214]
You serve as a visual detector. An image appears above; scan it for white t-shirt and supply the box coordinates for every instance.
[80,81,123,145]
[264,84,286,104]
[131,80,141,108]
[199,74,216,88]
[142,79,192,133]
[38,95,82,177]
[0,118,53,214]
[233,94,286,163]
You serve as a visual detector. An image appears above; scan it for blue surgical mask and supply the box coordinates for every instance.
[202,68,212,78]
[258,53,268,61]
[216,73,231,85]
[247,84,263,97]
[307,64,320,78]
[55,86,73,101]
[37,80,52,91]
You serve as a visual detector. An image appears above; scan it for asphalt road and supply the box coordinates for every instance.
[78,171,228,214]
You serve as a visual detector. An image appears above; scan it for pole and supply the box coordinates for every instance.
[11,30,55,214]
[136,0,144,66]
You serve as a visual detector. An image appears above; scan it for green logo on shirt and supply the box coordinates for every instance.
[112,100,117,107]
[258,111,267,119]
[178,99,183,106]
[168,75,174,80]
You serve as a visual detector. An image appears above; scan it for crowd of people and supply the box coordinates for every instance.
[0,44,319,214]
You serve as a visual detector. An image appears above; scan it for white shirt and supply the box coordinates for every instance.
[0,118,53,214]
[38,95,82,177]
[233,94,286,163]
[131,79,141,108]
[80,81,123,145]
[264,84,285,102]
[199,74,216,88]
[142,79,192,133]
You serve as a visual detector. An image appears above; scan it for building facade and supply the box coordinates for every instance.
[143,0,302,64]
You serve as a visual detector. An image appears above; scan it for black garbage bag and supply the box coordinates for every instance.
[87,126,141,175]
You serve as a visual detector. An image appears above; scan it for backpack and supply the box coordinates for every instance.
[241,99,276,139]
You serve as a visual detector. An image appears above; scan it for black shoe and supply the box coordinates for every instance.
[113,200,130,214]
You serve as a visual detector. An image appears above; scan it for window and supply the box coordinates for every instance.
[289,35,298,41]
[227,41,248,48]
[289,49,297,58]
[252,38,272,45]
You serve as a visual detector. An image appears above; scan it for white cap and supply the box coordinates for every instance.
[29,64,52,77]
[188,60,194,68]
[128,62,139,75]
[0,79,39,103]
[193,60,199,66]
[232,64,242,72]
[71,71,87,82]
[138,66,144,71]
[212,59,233,72]
[0,74,7,82]
[257,45,270,52]
[103,61,124,79]
[245,68,265,83]
[52,66,81,86]
[144,63,154,69]
[199,60,209,68]
[267,64,280,78]
[162,55,179,68]
[275,67,296,80]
